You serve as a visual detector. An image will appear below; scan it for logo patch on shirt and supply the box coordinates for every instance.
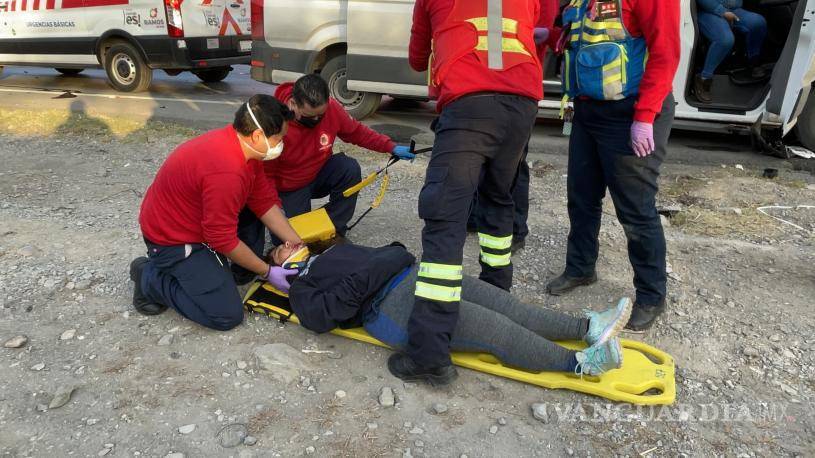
[320,133,330,147]
[595,1,620,20]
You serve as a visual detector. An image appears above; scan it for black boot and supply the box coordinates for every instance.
[387,353,458,387]
[511,237,526,254]
[750,58,767,81]
[545,271,598,296]
[694,74,713,103]
[624,299,666,332]
[129,257,168,316]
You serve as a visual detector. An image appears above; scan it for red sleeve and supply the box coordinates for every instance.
[334,101,396,153]
[247,164,281,219]
[409,0,432,72]
[536,0,560,60]
[632,0,681,123]
[201,173,245,253]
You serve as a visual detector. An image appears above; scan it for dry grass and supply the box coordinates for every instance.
[247,406,283,435]
[670,207,784,238]
[0,108,198,141]
[658,169,815,239]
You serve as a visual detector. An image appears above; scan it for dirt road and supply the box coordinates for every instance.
[0,111,813,457]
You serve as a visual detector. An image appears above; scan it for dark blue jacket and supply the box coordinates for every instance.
[288,243,415,333]
[697,0,742,16]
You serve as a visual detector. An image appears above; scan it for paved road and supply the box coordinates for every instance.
[0,64,791,168]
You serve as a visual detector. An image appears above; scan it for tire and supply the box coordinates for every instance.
[193,67,232,83]
[794,87,815,151]
[55,68,84,76]
[320,55,382,120]
[103,41,152,92]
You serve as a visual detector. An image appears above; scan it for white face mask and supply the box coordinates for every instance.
[243,102,284,161]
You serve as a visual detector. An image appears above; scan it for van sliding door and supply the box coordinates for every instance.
[766,0,815,134]
[345,0,428,97]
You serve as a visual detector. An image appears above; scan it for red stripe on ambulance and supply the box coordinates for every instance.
[218,8,242,35]
[61,0,128,8]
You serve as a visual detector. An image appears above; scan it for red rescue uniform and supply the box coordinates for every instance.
[409,0,548,111]
[264,83,396,192]
[139,125,280,254]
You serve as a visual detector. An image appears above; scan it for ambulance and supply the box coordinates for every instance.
[0,0,253,91]
[251,0,815,153]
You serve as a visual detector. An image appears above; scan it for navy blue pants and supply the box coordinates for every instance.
[270,153,362,245]
[407,93,538,368]
[565,94,675,306]
[141,240,244,331]
[468,143,530,242]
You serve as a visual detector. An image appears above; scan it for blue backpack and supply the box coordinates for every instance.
[561,0,648,102]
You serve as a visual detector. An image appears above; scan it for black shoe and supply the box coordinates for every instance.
[694,74,713,104]
[624,300,666,332]
[750,65,767,80]
[545,271,598,296]
[387,353,458,387]
[129,257,168,316]
[511,238,526,254]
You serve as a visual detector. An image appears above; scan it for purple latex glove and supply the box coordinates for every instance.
[630,121,655,157]
[533,27,550,45]
[266,265,299,293]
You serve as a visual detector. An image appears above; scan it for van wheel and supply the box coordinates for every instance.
[321,55,381,120]
[103,42,152,92]
[55,68,84,76]
[795,88,815,151]
[193,67,232,83]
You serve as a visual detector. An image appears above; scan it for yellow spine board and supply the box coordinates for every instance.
[243,282,676,406]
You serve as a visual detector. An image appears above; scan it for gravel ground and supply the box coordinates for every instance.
[0,115,814,458]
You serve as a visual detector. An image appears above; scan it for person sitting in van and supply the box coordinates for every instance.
[261,74,415,243]
[694,0,768,103]
[268,240,632,383]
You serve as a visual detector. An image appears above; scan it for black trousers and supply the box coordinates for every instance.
[565,94,675,306]
[468,143,530,242]
[406,93,538,368]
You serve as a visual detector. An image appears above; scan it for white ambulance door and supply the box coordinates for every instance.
[765,0,815,135]
[0,0,12,39]
[2,0,91,65]
[345,0,428,97]
[182,0,248,39]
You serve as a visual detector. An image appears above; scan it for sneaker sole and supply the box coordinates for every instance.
[593,297,633,346]
[610,338,623,369]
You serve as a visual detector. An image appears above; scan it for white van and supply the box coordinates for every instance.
[250,0,815,153]
[0,0,253,91]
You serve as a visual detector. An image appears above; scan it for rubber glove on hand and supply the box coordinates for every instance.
[266,265,299,293]
[392,145,416,161]
[630,121,655,157]
[533,27,550,45]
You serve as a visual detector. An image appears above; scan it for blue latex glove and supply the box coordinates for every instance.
[266,265,299,293]
[630,121,655,157]
[533,27,550,45]
[392,145,416,160]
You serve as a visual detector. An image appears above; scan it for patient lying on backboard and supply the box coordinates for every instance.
[270,240,633,377]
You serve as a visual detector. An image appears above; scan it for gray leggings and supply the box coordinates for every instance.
[369,268,589,372]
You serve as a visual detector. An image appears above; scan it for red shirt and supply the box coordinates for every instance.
[264,83,396,192]
[612,0,681,123]
[139,125,280,253]
[409,0,550,111]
